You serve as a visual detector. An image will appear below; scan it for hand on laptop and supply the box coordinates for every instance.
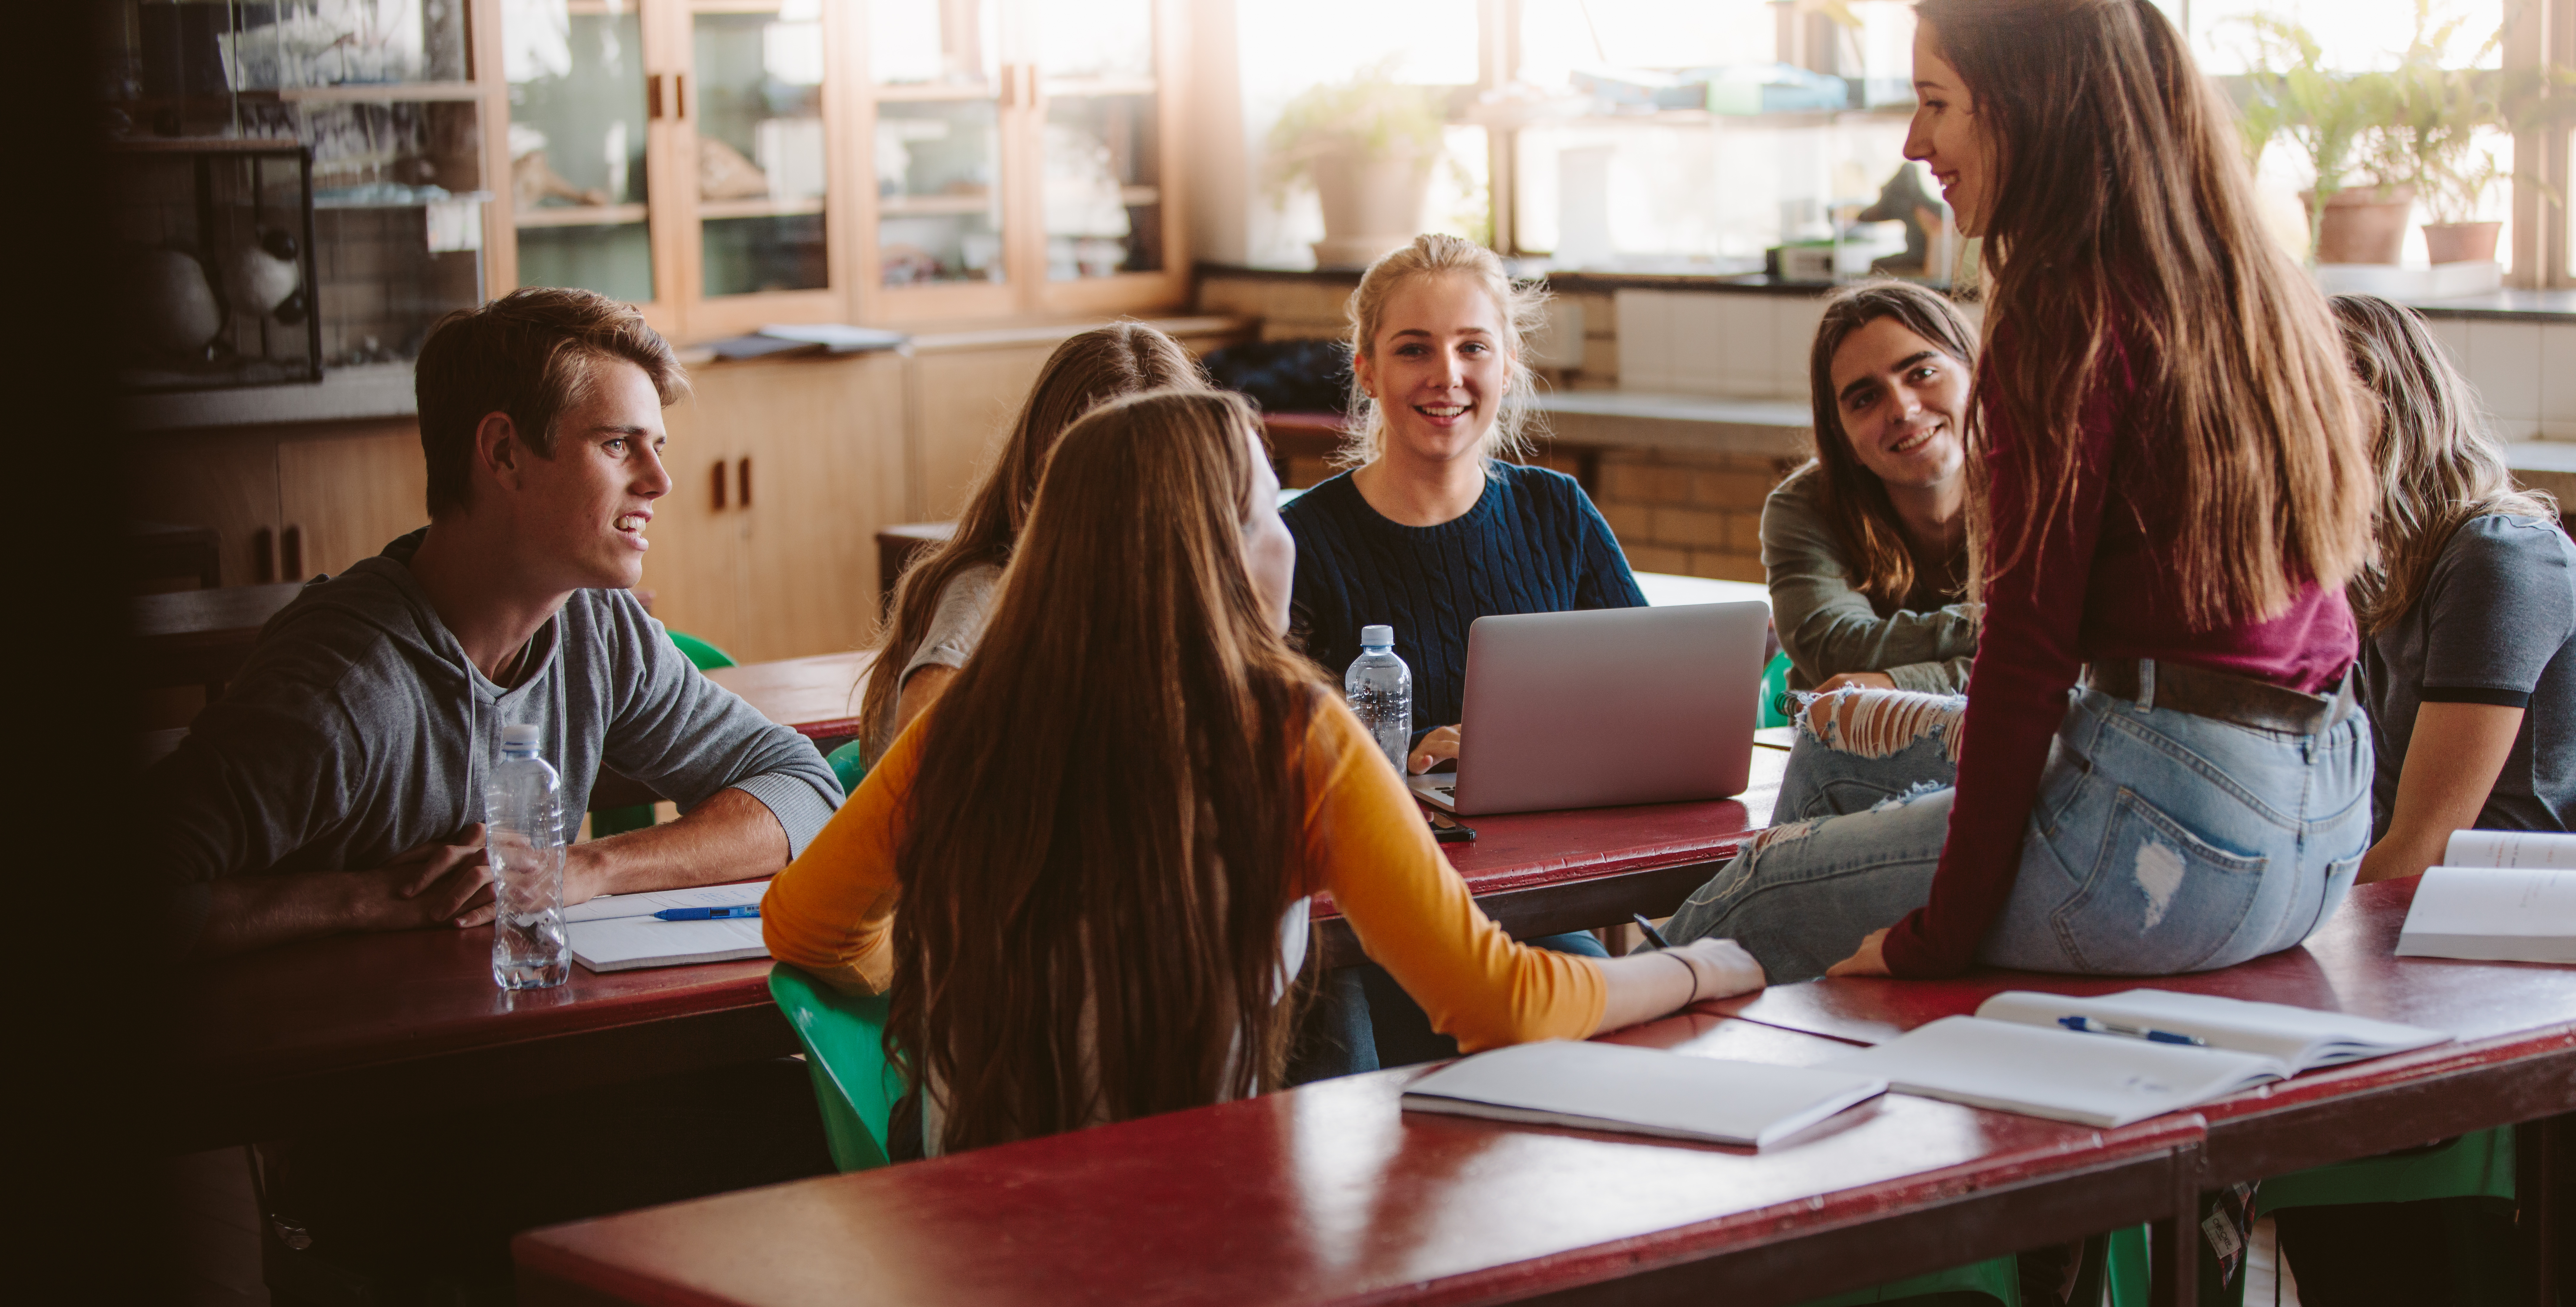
[1407,725,1461,774]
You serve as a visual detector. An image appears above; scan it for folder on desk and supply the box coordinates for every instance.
[567,881,771,973]
[1401,1040,1886,1148]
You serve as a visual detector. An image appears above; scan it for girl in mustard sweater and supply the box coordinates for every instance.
[764,389,1761,1155]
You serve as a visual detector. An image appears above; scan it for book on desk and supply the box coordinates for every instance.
[1401,1039,1887,1148]
[1824,989,2447,1127]
[567,881,771,973]
[2398,829,2576,963]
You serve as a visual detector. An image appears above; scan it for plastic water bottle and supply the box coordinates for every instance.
[486,723,570,990]
[1344,624,1413,772]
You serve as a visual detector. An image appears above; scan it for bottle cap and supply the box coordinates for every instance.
[1360,624,1394,648]
[500,724,540,749]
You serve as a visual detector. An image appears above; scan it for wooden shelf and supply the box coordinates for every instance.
[872,81,998,103]
[1042,77,1158,99]
[699,196,827,220]
[249,82,490,104]
[516,202,649,229]
[879,193,993,218]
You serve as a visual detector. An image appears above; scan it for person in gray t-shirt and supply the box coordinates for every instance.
[152,288,842,959]
[2333,295,2576,884]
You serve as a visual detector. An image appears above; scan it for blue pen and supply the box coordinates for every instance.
[655,905,760,921]
[2058,1015,2207,1046]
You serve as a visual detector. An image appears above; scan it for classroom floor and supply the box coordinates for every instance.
[169,1148,269,1307]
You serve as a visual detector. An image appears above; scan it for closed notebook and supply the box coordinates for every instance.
[1400,1039,1886,1148]
[567,880,771,973]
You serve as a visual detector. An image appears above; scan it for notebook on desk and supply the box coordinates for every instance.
[2397,830,2576,962]
[1402,1039,1886,1148]
[568,881,771,973]
[1408,602,1769,816]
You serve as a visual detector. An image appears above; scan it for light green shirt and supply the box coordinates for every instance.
[1762,466,1979,694]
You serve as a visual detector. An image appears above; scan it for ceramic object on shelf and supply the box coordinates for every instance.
[2304,186,2416,265]
[2424,220,2503,265]
[1308,148,1432,270]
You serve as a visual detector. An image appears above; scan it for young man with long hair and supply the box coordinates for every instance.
[764,390,1761,1155]
[1668,0,2375,987]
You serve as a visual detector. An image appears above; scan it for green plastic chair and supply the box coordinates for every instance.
[1761,649,1794,729]
[1795,1255,2020,1307]
[769,962,906,1172]
[2103,1128,2517,1307]
[824,738,868,797]
[592,630,740,837]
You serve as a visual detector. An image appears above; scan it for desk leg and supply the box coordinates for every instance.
[2524,1115,2559,1307]
[2151,1143,2202,1307]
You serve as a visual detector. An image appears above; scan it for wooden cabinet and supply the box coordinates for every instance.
[125,420,428,588]
[483,0,1190,339]
[645,350,909,662]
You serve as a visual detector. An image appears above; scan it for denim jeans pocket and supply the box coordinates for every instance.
[2051,786,2270,974]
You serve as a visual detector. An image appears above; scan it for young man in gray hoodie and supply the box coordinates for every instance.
[150,289,849,1290]
[153,287,841,958]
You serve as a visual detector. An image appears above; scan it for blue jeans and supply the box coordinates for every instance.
[1667,669,2372,984]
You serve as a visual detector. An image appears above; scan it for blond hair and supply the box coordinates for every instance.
[1339,233,1546,467]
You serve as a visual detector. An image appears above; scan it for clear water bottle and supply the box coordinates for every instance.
[1344,624,1413,772]
[486,723,570,990]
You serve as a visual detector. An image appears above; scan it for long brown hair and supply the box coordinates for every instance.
[889,389,1325,1154]
[857,323,1204,757]
[1917,0,2371,627]
[2331,293,2555,634]
[1799,280,1980,611]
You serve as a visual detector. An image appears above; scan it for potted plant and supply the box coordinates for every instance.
[2382,7,2570,264]
[1266,60,1453,268]
[2239,14,2410,264]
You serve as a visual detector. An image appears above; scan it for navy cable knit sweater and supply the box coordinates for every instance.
[1283,462,1647,739]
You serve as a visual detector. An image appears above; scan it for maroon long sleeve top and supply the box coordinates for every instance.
[1878,332,2359,978]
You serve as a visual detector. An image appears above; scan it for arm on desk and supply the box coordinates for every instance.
[2359,701,2524,884]
[193,829,497,960]
[569,788,790,903]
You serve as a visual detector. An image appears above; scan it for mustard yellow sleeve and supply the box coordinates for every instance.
[1304,698,1606,1051]
[759,716,923,993]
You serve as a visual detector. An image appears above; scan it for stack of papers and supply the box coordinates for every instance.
[2398,830,2576,963]
[1822,990,2446,1127]
[567,882,770,973]
[1401,1039,1886,1148]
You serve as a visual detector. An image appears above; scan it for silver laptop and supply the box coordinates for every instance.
[1408,602,1768,817]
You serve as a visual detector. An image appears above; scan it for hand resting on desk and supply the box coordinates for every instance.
[1596,937,1767,1031]
[196,825,498,958]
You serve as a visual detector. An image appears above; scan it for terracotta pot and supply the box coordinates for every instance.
[2423,220,2503,265]
[2303,186,2415,265]
[1307,148,1433,269]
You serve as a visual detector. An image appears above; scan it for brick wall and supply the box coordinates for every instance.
[1592,449,1802,583]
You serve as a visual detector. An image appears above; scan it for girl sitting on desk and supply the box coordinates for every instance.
[1767,280,1980,700]
[762,390,1762,1156]
[1668,0,2376,986]
[853,323,1203,765]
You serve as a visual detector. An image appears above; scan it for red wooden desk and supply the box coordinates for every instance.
[704,649,877,744]
[167,926,792,1153]
[1312,746,1786,967]
[515,1014,2201,1307]
[1707,877,2576,1186]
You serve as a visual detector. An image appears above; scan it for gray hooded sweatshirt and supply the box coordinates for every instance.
[151,529,842,945]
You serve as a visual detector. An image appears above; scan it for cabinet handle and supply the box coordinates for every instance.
[712,459,727,509]
[674,74,687,119]
[252,527,276,584]
[281,525,303,581]
[737,456,751,509]
[648,73,664,120]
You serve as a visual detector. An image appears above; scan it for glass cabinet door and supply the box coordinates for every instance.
[505,0,657,307]
[867,0,1009,290]
[1031,0,1161,283]
[691,0,831,298]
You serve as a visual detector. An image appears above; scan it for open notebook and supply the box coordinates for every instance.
[567,881,770,973]
[1401,1040,1886,1148]
[2397,830,2576,963]
[1823,990,2446,1127]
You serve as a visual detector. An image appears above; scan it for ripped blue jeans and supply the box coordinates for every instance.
[1666,669,2372,984]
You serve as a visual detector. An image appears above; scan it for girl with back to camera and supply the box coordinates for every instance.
[763,390,1761,1156]
[1667,0,2376,989]
[854,322,1204,765]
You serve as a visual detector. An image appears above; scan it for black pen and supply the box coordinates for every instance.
[1632,913,1673,949]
